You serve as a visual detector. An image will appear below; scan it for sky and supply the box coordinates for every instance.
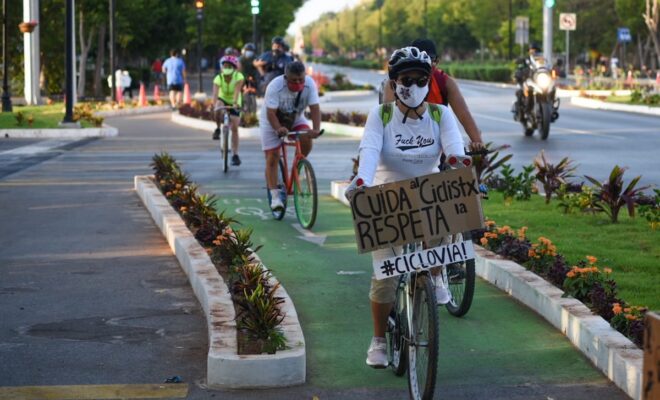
[286,0,361,36]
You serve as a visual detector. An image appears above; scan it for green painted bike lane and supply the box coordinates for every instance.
[217,194,617,392]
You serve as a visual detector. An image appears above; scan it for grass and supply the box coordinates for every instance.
[606,95,660,107]
[0,104,92,129]
[482,191,660,310]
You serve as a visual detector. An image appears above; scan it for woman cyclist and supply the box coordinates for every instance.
[211,55,244,166]
[345,46,466,368]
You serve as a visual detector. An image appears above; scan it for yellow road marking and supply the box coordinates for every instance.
[0,384,188,400]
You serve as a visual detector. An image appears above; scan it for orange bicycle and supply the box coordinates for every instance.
[267,129,324,229]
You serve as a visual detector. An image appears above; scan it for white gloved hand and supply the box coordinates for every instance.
[344,176,366,202]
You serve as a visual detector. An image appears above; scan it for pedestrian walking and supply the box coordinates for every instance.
[162,49,187,110]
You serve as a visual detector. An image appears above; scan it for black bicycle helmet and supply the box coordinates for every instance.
[388,46,432,80]
[410,38,437,59]
[242,42,256,51]
[272,36,285,45]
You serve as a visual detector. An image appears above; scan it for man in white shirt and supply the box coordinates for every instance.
[260,61,321,211]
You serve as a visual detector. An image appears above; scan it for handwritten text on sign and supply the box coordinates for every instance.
[350,168,484,253]
[373,240,476,280]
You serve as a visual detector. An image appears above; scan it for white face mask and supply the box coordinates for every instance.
[244,51,254,58]
[395,83,429,108]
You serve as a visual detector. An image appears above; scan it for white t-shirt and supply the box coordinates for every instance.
[357,104,465,186]
[259,75,320,133]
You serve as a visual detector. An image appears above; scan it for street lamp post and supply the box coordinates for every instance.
[62,0,74,123]
[109,0,115,102]
[251,0,259,50]
[2,0,13,112]
[195,0,204,93]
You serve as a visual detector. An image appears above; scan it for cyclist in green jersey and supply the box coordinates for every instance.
[212,55,245,166]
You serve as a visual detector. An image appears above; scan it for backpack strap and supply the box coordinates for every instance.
[427,102,443,124]
[379,102,394,128]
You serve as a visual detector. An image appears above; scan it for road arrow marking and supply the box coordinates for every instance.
[292,223,327,246]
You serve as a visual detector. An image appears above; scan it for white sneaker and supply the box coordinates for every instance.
[270,190,284,211]
[366,336,388,368]
[435,275,451,305]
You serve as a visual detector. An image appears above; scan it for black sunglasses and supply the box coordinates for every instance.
[398,76,429,88]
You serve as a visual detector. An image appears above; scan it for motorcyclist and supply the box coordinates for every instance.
[513,42,543,120]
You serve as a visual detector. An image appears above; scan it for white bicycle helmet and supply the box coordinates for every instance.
[388,46,432,80]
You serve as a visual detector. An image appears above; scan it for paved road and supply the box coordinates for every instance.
[0,113,629,399]
[312,63,660,188]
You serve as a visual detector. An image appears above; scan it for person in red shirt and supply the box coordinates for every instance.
[151,58,163,88]
[382,38,483,149]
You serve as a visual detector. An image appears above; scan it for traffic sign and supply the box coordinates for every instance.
[559,13,576,31]
[515,16,529,46]
[617,27,632,43]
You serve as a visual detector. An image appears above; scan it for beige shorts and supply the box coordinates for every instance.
[369,246,402,304]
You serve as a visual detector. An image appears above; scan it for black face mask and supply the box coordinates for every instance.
[273,48,282,56]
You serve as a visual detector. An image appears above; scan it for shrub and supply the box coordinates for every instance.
[534,151,576,204]
[636,189,659,230]
[471,142,512,183]
[499,163,536,201]
[585,165,649,223]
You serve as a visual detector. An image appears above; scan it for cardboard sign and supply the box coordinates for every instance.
[349,168,484,254]
[373,240,475,280]
[643,312,660,400]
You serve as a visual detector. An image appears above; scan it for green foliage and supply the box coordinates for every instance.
[557,184,599,215]
[442,63,514,82]
[534,151,576,204]
[499,163,536,201]
[471,142,513,183]
[637,189,660,230]
[14,112,24,126]
[585,165,649,223]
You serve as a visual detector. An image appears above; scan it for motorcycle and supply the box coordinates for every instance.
[512,57,560,140]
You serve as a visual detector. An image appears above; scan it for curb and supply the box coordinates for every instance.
[95,105,172,117]
[320,121,363,138]
[134,175,306,389]
[330,180,642,400]
[170,113,261,138]
[570,96,660,117]
[1,124,118,138]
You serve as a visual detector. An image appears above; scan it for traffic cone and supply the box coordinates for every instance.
[183,83,191,105]
[655,72,660,88]
[626,70,633,86]
[153,85,161,102]
[138,83,148,107]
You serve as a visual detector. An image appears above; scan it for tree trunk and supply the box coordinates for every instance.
[643,0,660,67]
[94,24,106,99]
[77,10,95,99]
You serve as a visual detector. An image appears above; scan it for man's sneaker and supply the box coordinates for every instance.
[212,128,220,140]
[435,276,451,305]
[231,154,241,166]
[366,336,388,368]
[270,194,284,212]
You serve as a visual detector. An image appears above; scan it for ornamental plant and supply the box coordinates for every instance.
[562,256,612,301]
[499,163,536,202]
[534,151,576,204]
[610,304,646,347]
[585,165,649,223]
[477,220,645,347]
[470,142,512,184]
[150,152,286,354]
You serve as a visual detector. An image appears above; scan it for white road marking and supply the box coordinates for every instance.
[291,223,327,246]
[0,139,77,156]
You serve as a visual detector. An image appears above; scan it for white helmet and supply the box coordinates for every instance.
[388,46,432,80]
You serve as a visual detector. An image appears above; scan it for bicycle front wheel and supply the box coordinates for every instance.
[445,232,476,317]
[407,274,438,400]
[293,158,318,229]
[387,277,408,376]
[222,126,229,173]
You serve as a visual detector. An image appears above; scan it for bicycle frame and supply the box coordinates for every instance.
[277,135,306,197]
